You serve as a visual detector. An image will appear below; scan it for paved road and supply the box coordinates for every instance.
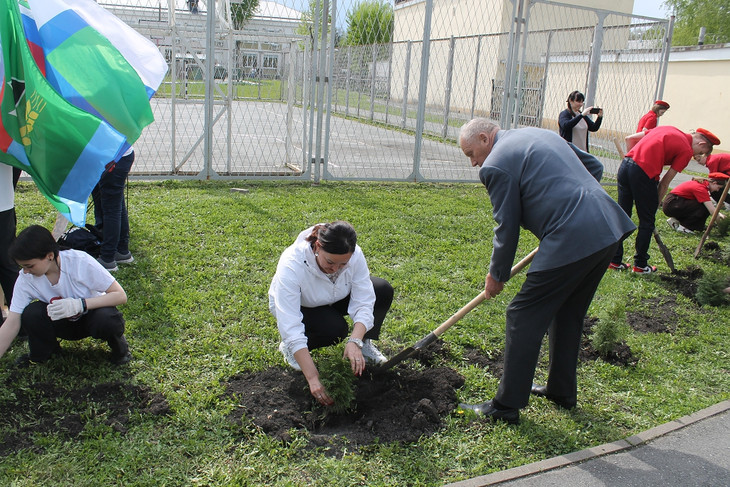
[446,401,730,487]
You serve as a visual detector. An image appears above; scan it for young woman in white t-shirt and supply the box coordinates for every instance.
[0,225,131,367]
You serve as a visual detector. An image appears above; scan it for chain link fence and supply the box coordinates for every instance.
[100,0,671,182]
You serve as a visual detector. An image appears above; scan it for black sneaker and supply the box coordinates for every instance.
[110,351,132,366]
[14,354,45,368]
[114,251,134,264]
[108,335,131,365]
[97,257,118,272]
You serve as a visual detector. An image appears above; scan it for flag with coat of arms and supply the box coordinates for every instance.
[0,0,167,225]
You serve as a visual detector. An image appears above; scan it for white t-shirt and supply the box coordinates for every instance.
[0,163,14,212]
[9,249,116,314]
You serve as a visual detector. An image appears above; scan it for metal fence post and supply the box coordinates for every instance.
[512,0,533,128]
[470,35,482,120]
[585,12,606,107]
[501,0,525,128]
[656,15,675,101]
[370,46,377,121]
[345,47,351,117]
[385,42,393,125]
[442,36,455,138]
[401,41,412,130]
[202,0,215,179]
[322,0,337,179]
[408,0,434,181]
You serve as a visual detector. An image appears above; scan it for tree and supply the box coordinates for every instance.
[343,0,394,46]
[229,0,259,30]
[664,0,730,46]
[296,0,335,46]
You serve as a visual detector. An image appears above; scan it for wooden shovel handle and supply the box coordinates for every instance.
[695,179,730,257]
[431,247,539,338]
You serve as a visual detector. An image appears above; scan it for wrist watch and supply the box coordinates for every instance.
[347,337,364,349]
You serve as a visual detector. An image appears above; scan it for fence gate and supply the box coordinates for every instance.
[101,0,318,180]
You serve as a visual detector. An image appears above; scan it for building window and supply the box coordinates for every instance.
[263,55,278,69]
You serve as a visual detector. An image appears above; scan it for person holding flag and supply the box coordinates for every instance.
[0,0,166,226]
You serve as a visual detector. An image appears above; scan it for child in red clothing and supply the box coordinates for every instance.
[662,173,728,233]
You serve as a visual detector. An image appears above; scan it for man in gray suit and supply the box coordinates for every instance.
[457,118,635,423]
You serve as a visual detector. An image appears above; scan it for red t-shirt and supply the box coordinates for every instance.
[670,180,711,203]
[626,126,693,180]
[706,153,730,174]
[636,111,658,132]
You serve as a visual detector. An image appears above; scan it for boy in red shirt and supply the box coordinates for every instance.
[663,173,728,233]
[609,127,719,273]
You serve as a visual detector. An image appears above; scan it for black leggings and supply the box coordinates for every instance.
[300,276,393,350]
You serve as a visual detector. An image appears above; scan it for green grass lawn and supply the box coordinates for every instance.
[2,180,729,486]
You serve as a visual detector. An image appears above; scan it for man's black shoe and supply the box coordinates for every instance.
[458,400,520,424]
[530,384,576,410]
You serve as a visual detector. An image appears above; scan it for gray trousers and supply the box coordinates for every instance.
[495,243,618,409]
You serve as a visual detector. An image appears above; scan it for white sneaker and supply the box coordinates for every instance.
[676,224,695,234]
[278,342,301,371]
[666,217,680,231]
[724,202,730,211]
[361,339,387,364]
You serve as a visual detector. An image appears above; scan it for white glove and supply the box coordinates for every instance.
[47,298,84,321]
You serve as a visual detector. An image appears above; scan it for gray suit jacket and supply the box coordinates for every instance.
[479,128,635,281]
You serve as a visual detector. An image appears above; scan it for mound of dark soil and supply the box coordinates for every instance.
[0,371,170,456]
[627,296,680,333]
[226,364,464,454]
[659,266,703,301]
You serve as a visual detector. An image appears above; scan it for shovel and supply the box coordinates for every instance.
[376,247,538,372]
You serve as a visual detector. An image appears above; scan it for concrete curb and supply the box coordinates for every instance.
[444,399,730,487]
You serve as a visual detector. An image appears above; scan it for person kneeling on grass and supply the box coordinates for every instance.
[0,225,131,367]
[268,221,393,407]
[663,172,728,234]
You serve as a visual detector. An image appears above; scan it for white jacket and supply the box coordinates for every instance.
[268,226,375,354]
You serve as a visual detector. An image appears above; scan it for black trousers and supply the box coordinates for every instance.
[300,276,393,350]
[495,243,618,409]
[613,158,658,268]
[21,301,127,361]
[0,207,18,308]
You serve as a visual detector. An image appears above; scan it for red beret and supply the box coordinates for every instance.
[654,100,670,109]
[696,128,721,146]
[708,172,730,181]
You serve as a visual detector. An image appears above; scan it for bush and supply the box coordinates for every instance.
[592,303,627,357]
[713,216,730,237]
[695,270,730,306]
[311,344,357,414]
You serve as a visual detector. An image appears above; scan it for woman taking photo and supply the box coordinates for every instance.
[558,90,603,152]
[269,221,393,406]
[0,225,131,367]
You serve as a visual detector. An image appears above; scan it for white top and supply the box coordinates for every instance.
[268,226,376,354]
[572,117,589,152]
[10,249,116,313]
[0,163,14,212]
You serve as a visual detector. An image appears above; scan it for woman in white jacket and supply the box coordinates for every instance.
[269,221,393,406]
